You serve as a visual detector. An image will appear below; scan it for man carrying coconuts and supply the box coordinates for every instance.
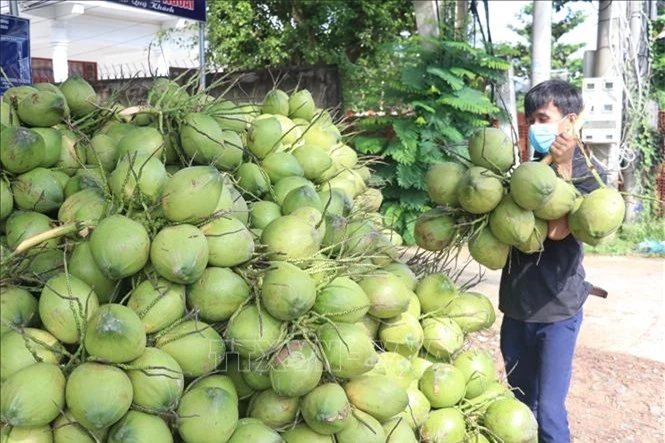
[499,79,607,443]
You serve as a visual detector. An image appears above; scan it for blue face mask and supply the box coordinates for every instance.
[528,122,559,154]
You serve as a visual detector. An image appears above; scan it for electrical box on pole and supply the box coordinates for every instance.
[580,77,623,144]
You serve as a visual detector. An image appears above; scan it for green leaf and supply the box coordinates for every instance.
[352,135,386,154]
[396,163,427,190]
[426,66,464,91]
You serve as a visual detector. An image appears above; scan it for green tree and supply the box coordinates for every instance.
[201,0,416,110]
[493,3,588,83]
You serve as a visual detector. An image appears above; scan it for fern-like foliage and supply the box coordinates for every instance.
[349,36,509,243]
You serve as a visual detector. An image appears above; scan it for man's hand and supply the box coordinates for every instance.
[550,132,576,177]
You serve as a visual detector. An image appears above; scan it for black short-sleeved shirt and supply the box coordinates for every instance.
[499,147,607,323]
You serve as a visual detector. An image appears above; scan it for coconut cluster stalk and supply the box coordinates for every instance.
[1,74,538,442]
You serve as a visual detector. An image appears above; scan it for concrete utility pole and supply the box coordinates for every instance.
[413,0,440,38]
[530,0,552,87]
[591,1,625,189]
[8,0,19,16]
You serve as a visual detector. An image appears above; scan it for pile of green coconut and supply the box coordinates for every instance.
[1,76,538,443]
[416,127,625,270]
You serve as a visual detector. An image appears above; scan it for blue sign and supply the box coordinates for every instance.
[0,15,32,96]
[105,0,206,22]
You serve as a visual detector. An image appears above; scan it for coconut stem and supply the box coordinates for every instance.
[13,222,89,255]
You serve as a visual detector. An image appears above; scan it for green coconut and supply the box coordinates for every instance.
[456,166,505,214]
[116,127,164,159]
[344,375,408,422]
[32,127,62,168]
[282,185,323,214]
[57,188,107,224]
[63,167,106,199]
[0,287,38,336]
[260,261,316,321]
[483,398,538,443]
[150,224,208,284]
[421,317,465,360]
[335,410,385,443]
[468,226,510,270]
[208,99,250,132]
[468,127,514,173]
[247,116,283,159]
[247,389,300,429]
[414,208,457,251]
[261,89,290,116]
[59,76,97,118]
[227,180,250,224]
[126,347,184,413]
[103,121,134,144]
[177,387,238,443]
[510,161,557,210]
[107,410,174,443]
[200,216,255,267]
[240,358,273,391]
[161,166,223,222]
[489,195,536,246]
[425,162,467,206]
[0,179,13,221]
[17,91,67,127]
[568,187,625,245]
[288,89,316,121]
[147,78,188,107]
[109,153,168,206]
[358,271,411,319]
[84,303,146,363]
[186,267,250,322]
[317,322,378,379]
[281,423,335,443]
[301,383,353,435]
[453,349,498,399]
[4,210,55,252]
[397,385,431,430]
[0,328,63,381]
[126,277,185,333]
[227,417,283,443]
[0,362,65,428]
[269,340,323,398]
[236,163,271,197]
[261,151,304,183]
[51,409,109,442]
[2,85,38,105]
[11,167,64,213]
[66,362,132,431]
[261,214,321,261]
[313,276,370,323]
[442,291,496,332]
[293,144,333,180]
[383,417,418,443]
[419,408,466,443]
[155,319,225,378]
[272,176,314,205]
[250,200,282,229]
[363,352,414,389]
[418,363,466,408]
[225,305,284,359]
[0,126,45,174]
[516,217,549,254]
[219,355,255,400]
[68,241,117,304]
[0,424,53,443]
[180,112,242,170]
[38,273,100,344]
[189,374,238,403]
[382,261,418,291]
[55,129,85,176]
[379,313,425,358]
[415,273,458,315]
[90,215,150,279]
[534,177,578,220]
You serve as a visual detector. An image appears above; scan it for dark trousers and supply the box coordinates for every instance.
[500,309,583,443]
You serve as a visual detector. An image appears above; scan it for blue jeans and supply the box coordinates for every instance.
[500,309,583,443]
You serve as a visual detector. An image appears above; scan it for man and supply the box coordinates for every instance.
[499,79,607,443]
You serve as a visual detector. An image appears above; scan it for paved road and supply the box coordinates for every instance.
[459,254,665,363]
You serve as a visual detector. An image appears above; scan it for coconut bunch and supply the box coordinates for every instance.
[419,127,626,270]
[0,77,538,443]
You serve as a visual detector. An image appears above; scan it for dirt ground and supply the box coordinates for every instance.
[461,254,665,443]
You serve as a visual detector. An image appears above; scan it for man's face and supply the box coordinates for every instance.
[527,100,575,135]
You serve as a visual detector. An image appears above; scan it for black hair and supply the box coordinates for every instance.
[524,79,584,118]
